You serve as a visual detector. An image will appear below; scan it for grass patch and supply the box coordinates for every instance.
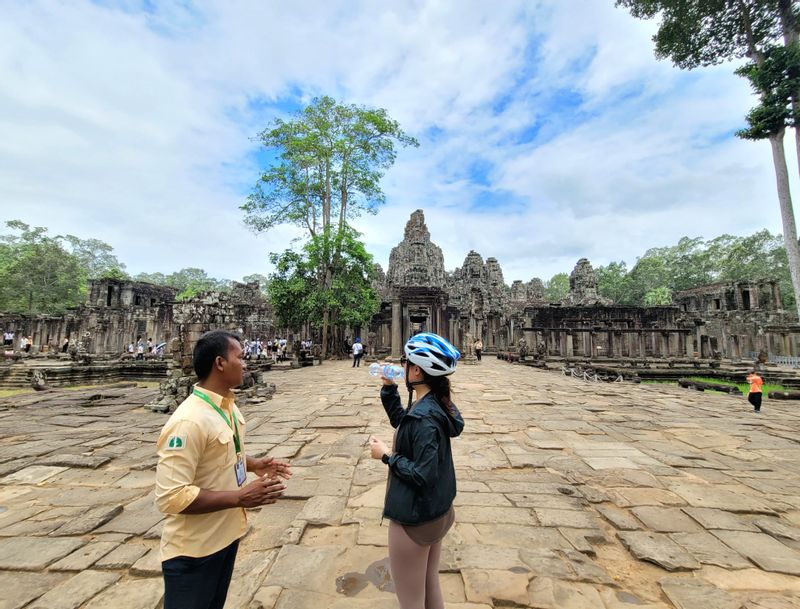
[645,376,788,399]
[0,388,34,398]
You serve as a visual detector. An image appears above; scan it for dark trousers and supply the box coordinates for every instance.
[475,349,482,361]
[353,353,363,367]
[162,540,239,609]
[748,392,762,411]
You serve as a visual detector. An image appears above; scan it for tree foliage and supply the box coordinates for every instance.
[544,273,570,301]
[62,235,127,280]
[133,268,231,300]
[594,229,794,308]
[0,221,86,314]
[268,228,379,333]
[243,97,416,355]
[616,0,800,318]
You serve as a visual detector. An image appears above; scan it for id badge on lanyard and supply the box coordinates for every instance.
[234,454,247,487]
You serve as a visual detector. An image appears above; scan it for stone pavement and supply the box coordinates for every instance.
[1,359,800,609]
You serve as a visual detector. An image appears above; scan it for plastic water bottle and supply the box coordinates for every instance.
[368,362,405,381]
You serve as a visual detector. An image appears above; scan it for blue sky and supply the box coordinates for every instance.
[1,0,796,285]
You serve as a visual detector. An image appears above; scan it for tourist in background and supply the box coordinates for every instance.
[24,336,32,353]
[352,337,364,367]
[473,338,483,362]
[155,330,291,609]
[3,330,13,348]
[369,332,463,609]
[61,337,69,353]
[747,369,764,413]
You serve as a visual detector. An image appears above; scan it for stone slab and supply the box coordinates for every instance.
[37,454,111,469]
[82,578,163,609]
[683,507,759,532]
[93,542,149,569]
[27,570,121,609]
[595,504,642,530]
[297,496,347,526]
[50,541,120,571]
[0,536,86,570]
[461,569,529,606]
[0,571,67,609]
[660,577,742,609]
[669,531,751,569]
[631,506,703,533]
[712,530,800,575]
[1,465,67,485]
[51,505,123,536]
[527,577,605,609]
[264,544,345,593]
[668,482,776,514]
[96,494,164,535]
[617,531,701,571]
[130,548,162,577]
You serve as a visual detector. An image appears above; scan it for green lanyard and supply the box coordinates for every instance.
[193,388,242,454]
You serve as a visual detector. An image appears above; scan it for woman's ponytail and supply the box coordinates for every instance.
[424,373,454,416]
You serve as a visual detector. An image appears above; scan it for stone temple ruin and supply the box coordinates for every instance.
[0,280,276,394]
[3,208,800,391]
[367,210,800,362]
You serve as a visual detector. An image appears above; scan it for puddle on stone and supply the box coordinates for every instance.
[616,591,643,604]
[509,566,530,574]
[0,506,6,515]
[336,557,394,596]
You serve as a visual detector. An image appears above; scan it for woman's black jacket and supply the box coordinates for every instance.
[380,383,464,525]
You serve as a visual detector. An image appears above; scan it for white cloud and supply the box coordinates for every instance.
[0,0,796,288]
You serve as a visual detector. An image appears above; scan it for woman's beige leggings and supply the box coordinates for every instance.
[388,520,445,609]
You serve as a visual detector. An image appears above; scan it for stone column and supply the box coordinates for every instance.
[587,332,595,359]
[391,300,402,357]
[565,332,574,357]
[783,333,791,357]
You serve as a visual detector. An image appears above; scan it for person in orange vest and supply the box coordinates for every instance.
[746,369,764,413]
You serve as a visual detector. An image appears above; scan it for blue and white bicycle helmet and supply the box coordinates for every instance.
[404,332,460,376]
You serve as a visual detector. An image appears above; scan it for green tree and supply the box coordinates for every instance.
[544,273,570,301]
[0,221,85,315]
[616,0,800,317]
[622,256,669,305]
[132,268,230,300]
[268,228,379,341]
[595,261,629,302]
[133,271,167,285]
[63,235,127,279]
[643,286,673,306]
[243,96,417,356]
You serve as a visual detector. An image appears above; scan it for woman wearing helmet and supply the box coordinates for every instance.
[369,332,465,609]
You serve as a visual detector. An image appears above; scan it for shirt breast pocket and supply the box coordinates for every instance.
[213,428,237,466]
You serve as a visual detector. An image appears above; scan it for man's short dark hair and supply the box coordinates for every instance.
[193,330,241,380]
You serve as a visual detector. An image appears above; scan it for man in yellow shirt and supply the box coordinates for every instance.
[155,330,291,609]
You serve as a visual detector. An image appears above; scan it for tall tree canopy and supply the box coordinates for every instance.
[133,268,231,300]
[242,96,417,355]
[0,221,87,314]
[616,0,800,318]
[595,229,793,307]
[268,228,379,340]
[544,273,570,301]
[62,235,127,280]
